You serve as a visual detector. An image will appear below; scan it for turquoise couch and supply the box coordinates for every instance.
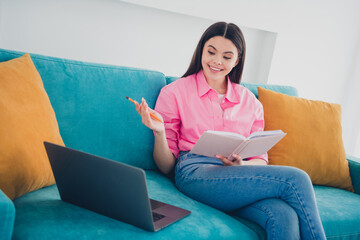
[1,48,360,240]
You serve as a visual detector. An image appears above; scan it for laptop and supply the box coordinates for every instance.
[44,141,191,232]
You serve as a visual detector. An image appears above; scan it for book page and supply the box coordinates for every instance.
[248,130,284,139]
[190,131,245,158]
[206,130,246,140]
[233,134,286,159]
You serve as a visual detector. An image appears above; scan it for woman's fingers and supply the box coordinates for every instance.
[216,155,233,166]
[141,106,151,125]
[134,100,140,113]
[132,98,164,134]
[216,154,243,166]
[139,99,154,127]
[148,108,164,122]
[232,154,243,165]
[139,99,147,116]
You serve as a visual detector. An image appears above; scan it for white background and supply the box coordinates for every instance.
[0,0,277,84]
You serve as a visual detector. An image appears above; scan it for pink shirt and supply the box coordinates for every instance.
[155,70,268,163]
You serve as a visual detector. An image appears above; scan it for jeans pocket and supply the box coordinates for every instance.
[177,151,190,170]
[177,151,202,175]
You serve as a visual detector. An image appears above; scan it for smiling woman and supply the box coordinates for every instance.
[133,22,327,240]
[200,36,239,94]
[183,22,246,86]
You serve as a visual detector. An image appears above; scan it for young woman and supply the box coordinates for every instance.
[134,22,326,240]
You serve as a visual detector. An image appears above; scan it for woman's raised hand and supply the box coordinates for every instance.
[134,98,165,135]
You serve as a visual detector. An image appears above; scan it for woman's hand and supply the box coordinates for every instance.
[134,98,165,135]
[134,98,175,174]
[216,154,244,166]
[216,154,268,166]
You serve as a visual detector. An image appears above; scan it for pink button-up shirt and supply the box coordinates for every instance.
[154,70,268,163]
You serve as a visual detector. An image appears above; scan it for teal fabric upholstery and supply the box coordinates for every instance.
[314,185,360,239]
[1,48,360,239]
[0,48,164,170]
[0,189,15,240]
[165,76,299,98]
[241,82,299,98]
[165,76,178,85]
[347,155,360,194]
[12,171,261,240]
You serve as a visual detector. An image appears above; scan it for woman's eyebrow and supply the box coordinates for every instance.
[207,45,234,55]
[208,45,217,50]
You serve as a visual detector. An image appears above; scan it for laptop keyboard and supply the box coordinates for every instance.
[152,212,165,222]
[150,199,165,210]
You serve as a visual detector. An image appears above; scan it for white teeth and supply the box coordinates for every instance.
[210,66,221,71]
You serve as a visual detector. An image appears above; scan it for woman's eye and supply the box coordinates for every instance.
[208,51,215,55]
[224,56,231,60]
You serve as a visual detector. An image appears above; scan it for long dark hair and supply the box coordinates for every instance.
[182,22,246,84]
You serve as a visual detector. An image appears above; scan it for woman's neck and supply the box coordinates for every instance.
[206,77,227,94]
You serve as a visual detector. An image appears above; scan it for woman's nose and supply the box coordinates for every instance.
[213,57,222,65]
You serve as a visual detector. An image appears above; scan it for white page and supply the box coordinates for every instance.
[248,130,284,139]
[190,131,245,158]
[206,130,246,140]
[233,134,286,158]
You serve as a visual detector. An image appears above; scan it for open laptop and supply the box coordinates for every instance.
[44,142,191,232]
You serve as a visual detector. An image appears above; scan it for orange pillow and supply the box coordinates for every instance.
[258,87,353,191]
[0,54,64,200]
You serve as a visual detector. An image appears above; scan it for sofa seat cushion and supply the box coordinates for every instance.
[0,189,15,240]
[314,185,360,239]
[13,170,262,240]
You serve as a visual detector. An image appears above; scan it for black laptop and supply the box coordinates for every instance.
[44,142,190,232]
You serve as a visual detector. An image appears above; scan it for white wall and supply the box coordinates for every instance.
[0,0,3,44]
[123,0,360,103]
[342,45,360,157]
[0,0,276,83]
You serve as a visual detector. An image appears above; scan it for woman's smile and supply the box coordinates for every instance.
[208,65,223,72]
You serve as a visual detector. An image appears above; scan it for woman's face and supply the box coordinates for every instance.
[201,36,239,83]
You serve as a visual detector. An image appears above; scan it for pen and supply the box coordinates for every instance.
[126,96,163,123]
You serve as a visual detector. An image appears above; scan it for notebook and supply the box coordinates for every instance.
[44,142,190,232]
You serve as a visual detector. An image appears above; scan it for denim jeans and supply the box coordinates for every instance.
[175,152,326,240]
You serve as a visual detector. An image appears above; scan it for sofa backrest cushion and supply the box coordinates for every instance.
[0,49,166,170]
[241,82,299,98]
[166,76,299,98]
[0,48,299,172]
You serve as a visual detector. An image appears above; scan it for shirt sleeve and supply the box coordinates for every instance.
[154,87,181,158]
[245,99,269,164]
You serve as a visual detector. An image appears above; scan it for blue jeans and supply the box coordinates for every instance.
[175,152,326,240]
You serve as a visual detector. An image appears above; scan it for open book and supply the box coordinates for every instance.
[190,130,286,161]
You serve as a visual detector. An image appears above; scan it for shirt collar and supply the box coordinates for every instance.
[196,70,240,103]
[225,77,240,103]
[196,70,212,97]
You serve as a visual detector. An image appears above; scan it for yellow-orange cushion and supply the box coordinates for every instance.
[0,54,64,200]
[258,87,353,191]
